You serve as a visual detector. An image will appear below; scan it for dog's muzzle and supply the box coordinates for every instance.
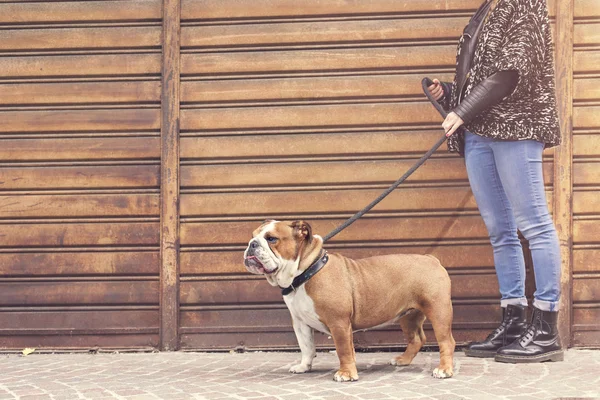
[244,240,277,275]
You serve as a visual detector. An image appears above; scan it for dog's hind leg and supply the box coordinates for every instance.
[391,310,426,366]
[423,301,455,379]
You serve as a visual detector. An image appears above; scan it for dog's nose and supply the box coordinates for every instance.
[250,241,259,249]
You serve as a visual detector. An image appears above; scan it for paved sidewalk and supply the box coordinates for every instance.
[0,349,598,400]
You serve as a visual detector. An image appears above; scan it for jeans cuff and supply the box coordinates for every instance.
[501,297,528,308]
[533,299,559,312]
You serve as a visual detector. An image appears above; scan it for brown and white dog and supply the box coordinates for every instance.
[244,220,455,381]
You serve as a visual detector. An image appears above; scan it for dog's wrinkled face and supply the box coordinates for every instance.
[244,220,312,284]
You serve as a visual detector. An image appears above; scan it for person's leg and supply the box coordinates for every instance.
[491,139,563,363]
[490,139,561,311]
[464,132,528,307]
[463,132,528,358]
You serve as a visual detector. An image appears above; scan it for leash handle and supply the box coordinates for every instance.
[421,77,448,119]
[321,78,450,243]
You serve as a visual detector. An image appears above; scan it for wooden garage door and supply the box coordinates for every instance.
[572,0,600,347]
[178,0,560,350]
[0,1,162,349]
[0,0,580,352]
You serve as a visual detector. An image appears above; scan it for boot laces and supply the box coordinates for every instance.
[485,309,512,340]
[518,312,542,345]
[518,323,537,345]
[486,322,507,340]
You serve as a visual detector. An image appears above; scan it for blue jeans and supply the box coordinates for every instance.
[464,131,561,311]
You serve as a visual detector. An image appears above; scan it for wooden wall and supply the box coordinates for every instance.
[177,0,555,350]
[572,0,600,347]
[0,1,162,349]
[1,0,596,351]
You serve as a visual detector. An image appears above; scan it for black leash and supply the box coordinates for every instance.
[322,78,449,243]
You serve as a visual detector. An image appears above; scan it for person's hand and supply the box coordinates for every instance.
[442,112,464,137]
[427,78,445,101]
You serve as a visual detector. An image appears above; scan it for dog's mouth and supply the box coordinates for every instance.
[244,256,277,275]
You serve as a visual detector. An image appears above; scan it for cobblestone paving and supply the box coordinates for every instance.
[0,350,598,399]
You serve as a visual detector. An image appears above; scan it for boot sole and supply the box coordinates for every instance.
[464,349,497,358]
[494,350,564,364]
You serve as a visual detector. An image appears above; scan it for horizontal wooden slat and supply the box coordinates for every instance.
[573,278,600,302]
[573,331,600,347]
[0,27,161,51]
[574,78,600,102]
[181,244,495,275]
[574,23,600,46]
[574,162,600,186]
[181,304,501,330]
[573,191,600,215]
[574,106,600,129]
[182,17,465,48]
[182,131,556,158]
[0,166,159,190]
[182,0,557,19]
[574,50,600,74]
[182,159,468,187]
[573,134,600,157]
[181,216,488,246]
[574,220,600,244]
[575,0,600,18]
[180,328,491,349]
[0,1,162,24]
[180,331,324,350]
[0,281,158,306]
[181,131,448,158]
[574,249,600,273]
[448,273,499,298]
[0,109,160,133]
[181,189,554,218]
[0,195,159,218]
[0,310,158,331]
[573,307,600,328]
[182,160,553,188]
[0,334,158,349]
[0,252,159,276]
[181,45,456,76]
[182,74,454,103]
[182,0,491,20]
[181,103,443,131]
[180,273,498,305]
[0,137,160,161]
[181,280,281,304]
[181,188,478,216]
[0,82,161,106]
[0,54,160,78]
[0,223,159,247]
[181,308,293,330]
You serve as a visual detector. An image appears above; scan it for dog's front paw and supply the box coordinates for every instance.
[333,369,359,382]
[432,367,453,379]
[289,363,312,374]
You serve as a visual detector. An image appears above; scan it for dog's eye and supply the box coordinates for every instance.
[266,236,278,244]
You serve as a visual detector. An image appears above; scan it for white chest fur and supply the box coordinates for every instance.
[283,286,330,335]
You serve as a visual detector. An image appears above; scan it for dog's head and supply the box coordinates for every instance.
[244,220,322,287]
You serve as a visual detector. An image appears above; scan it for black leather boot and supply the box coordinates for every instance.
[464,304,527,358]
[495,306,564,363]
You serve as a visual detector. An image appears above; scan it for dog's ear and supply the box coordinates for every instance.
[291,220,313,244]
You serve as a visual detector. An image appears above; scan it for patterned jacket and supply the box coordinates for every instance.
[443,0,561,155]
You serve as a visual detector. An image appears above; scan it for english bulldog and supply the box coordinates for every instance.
[244,220,455,381]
